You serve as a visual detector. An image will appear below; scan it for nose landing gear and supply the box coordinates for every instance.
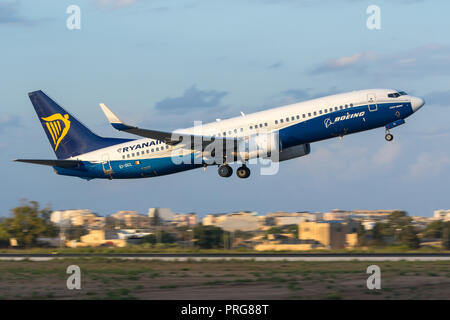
[385,132,394,141]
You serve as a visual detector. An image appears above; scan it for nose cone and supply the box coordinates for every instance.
[411,97,425,112]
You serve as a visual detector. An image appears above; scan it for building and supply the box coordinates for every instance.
[434,210,450,221]
[171,213,198,227]
[50,209,105,229]
[112,211,151,228]
[324,209,397,222]
[202,211,263,232]
[148,208,175,225]
[73,230,126,247]
[299,220,358,249]
[265,211,323,226]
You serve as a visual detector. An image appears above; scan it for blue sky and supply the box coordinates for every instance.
[1,0,449,217]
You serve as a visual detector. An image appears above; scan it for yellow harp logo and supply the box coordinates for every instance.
[41,113,71,151]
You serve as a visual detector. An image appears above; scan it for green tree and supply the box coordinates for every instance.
[442,226,450,250]
[371,223,385,246]
[0,222,10,248]
[356,223,367,247]
[400,225,420,249]
[5,201,57,247]
[422,220,446,239]
[193,225,224,249]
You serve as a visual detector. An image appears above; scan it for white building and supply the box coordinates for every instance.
[434,210,450,221]
[202,211,262,232]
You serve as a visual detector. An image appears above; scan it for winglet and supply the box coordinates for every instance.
[99,103,134,131]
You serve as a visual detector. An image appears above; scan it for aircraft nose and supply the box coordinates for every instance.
[411,96,425,112]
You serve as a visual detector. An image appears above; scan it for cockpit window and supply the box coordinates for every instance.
[388,91,408,98]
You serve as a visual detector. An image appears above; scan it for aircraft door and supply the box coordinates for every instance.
[101,154,113,174]
[367,93,378,112]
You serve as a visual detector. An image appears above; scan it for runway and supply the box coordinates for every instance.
[1,253,450,261]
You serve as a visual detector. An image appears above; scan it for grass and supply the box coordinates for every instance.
[0,258,449,299]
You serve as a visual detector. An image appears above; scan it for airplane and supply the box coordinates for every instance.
[15,89,425,179]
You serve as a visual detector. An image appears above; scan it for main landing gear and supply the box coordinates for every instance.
[217,164,251,178]
[236,165,251,179]
[218,164,233,178]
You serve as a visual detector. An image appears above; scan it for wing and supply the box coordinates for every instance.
[14,159,82,168]
[99,103,240,151]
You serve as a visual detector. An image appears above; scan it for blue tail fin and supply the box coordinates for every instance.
[28,90,133,159]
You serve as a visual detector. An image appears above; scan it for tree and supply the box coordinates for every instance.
[400,225,420,249]
[193,225,224,249]
[442,226,450,250]
[0,222,10,248]
[422,221,446,239]
[371,223,385,246]
[5,201,57,247]
[356,223,367,247]
[141,231,176,244]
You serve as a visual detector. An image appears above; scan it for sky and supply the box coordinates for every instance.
[0,0,449,218]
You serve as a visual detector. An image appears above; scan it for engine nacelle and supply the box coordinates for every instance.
[234,132,279,161]
[276,143,311,162]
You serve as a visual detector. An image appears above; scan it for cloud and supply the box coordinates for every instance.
[0,1,27,24]
[154,85,228,114]
[268,61,283,69]
[94,0,137,9]
[281,87,341,104]
[372,142,401,167]
[310,44,450,78]
[422,90,450,107]
[0,114,21,133]
[311,52,375,75]
[408,153,450,178]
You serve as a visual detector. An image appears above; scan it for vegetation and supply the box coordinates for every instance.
[3,201,57,247]
[193,225,224,249]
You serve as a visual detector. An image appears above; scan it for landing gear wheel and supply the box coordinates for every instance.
[218,164,233,178]
[236,166,251,179]
[385,133,394,141]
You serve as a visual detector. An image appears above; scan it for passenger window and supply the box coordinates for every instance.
[350,103,353,107]
[308,113,311,117]
[345,104,348,108]
[291,116,294,121]
[156,147,159,151]
[280,119,284,123]
[146,149,149,154]
[302,114,306,118]
[319,110,322,114]
[127,154,130,158]
[275,120,278,124]
[340,106,343,110]
[234,129,237,133]
[151,149,154,152]
[296,115,299,120]
[285,117,289,122]
[166,145,169,149]
[264,123,268,127]
[334,107,338,111]
[249,126,253,130]
[313,111,317,116]
[223,132,226,136]
[132,153,135,157]
[240,128,244,132]
[324,109,328,113]
[122,155,125,159]
[228,131,232,135]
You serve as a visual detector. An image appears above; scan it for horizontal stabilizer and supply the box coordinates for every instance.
[14,159,82,168]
